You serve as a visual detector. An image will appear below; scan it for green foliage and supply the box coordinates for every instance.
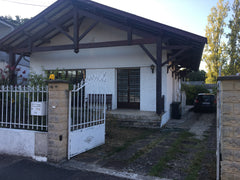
[203,0,230,83]
[212,86,218,95]
[226,0,240,75]
[181,84,210,105]
[28,73,47,86]
[0,15,29,26]
[0,65,26,85]
[149,131,194,176]
[186,70,206,81]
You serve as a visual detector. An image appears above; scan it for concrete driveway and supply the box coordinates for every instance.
[64,108,216,180]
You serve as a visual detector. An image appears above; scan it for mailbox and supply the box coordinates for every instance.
[31,102,46,116]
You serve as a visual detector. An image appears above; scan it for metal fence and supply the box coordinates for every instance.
[0,85,48,131]
[69,82,106,131]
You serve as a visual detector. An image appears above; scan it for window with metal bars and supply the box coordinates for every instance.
[46,69,86,84]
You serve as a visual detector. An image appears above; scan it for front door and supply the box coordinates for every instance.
[117,68,140,109]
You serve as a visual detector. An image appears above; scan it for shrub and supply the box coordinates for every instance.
[181,84,209,105]
[28,72,48,86]
[0,65,27,85]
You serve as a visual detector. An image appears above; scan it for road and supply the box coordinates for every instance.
[0,155,126,180]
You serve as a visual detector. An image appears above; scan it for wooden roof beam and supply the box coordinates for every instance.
[13,12,74,50]
[162,47,190,66]
[75,8,156,39]
[139,44,157,64]
[13,38,156,53]
[44,17,74,42]
[128,28,132,45]
[162,45,191,50]
[78,21,98,42]
[73,7,79,53]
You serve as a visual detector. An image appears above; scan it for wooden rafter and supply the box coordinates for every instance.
[1,2,72,49]
[44,18,74,42]
[162,45,191,50]
[139,44,157,64]
[162,47,190,66]
[75,8,156,39]
[128,28,132,44]
[13,38,156,53]
[78,21,99,42]
[175,54,191,63]
[16,12,74,49]
[14,54,23,68]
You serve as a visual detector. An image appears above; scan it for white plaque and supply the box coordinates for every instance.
[31,102,46,116]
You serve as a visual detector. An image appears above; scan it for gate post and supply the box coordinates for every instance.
[47,80,69,162]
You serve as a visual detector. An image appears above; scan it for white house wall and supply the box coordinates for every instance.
[161,64,174,126]
[30,18,178,115]
[140,67,156,111]
[85,68,117,109]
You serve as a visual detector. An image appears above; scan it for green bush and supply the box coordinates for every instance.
[28,73,48,86]
[181,84,210,105]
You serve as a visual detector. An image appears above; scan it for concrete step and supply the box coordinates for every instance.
[106,110,161,128]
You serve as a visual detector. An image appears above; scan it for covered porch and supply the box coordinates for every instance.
[0,0,207,127]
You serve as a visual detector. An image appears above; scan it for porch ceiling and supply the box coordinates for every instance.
[0,0,207,71]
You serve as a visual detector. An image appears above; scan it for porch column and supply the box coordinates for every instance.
[47,80,69,162]
[8,51,16,85]
[156,37,163,115]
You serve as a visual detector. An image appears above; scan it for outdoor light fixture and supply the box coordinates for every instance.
[179,67,186,71]
[150,64,155,73]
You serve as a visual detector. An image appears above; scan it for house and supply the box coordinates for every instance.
[0,19,29,85]
[0,0,207,127]
[0,19,14,70]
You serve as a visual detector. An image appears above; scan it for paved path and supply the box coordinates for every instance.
[67,109,216,179]
[166,107,215,140]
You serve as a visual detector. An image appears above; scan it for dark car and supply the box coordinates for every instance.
[194,93,216,112]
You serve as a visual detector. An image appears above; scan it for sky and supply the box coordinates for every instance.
[0,0,235,70]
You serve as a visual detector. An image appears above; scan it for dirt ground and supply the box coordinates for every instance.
[73,110,216,180]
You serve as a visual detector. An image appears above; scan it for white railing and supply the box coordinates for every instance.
[0,85,48,131]
[69,82,106,131]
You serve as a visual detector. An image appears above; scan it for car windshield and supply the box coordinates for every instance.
[198,95,214,102]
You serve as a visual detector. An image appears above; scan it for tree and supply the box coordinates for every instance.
[227,0,240,75]
[0,15,29,27]
[203,0,230,83]
[186,70,206,81]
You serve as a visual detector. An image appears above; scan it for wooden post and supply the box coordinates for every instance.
[73,8,79,53]
[156,37,162,115]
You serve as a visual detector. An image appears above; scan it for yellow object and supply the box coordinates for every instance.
[49,74,55,80]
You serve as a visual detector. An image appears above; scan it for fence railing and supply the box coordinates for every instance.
[69,82,106,131]
[0,85,48,131]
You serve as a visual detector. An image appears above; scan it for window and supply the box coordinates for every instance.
[46,69,85,84]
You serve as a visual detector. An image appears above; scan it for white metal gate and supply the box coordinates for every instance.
[68,81,106,159]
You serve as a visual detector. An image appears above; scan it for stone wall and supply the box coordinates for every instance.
[218,76,240,179]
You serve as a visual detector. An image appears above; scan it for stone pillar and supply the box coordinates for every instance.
[47,80,69,162]
[218,76,240,179]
